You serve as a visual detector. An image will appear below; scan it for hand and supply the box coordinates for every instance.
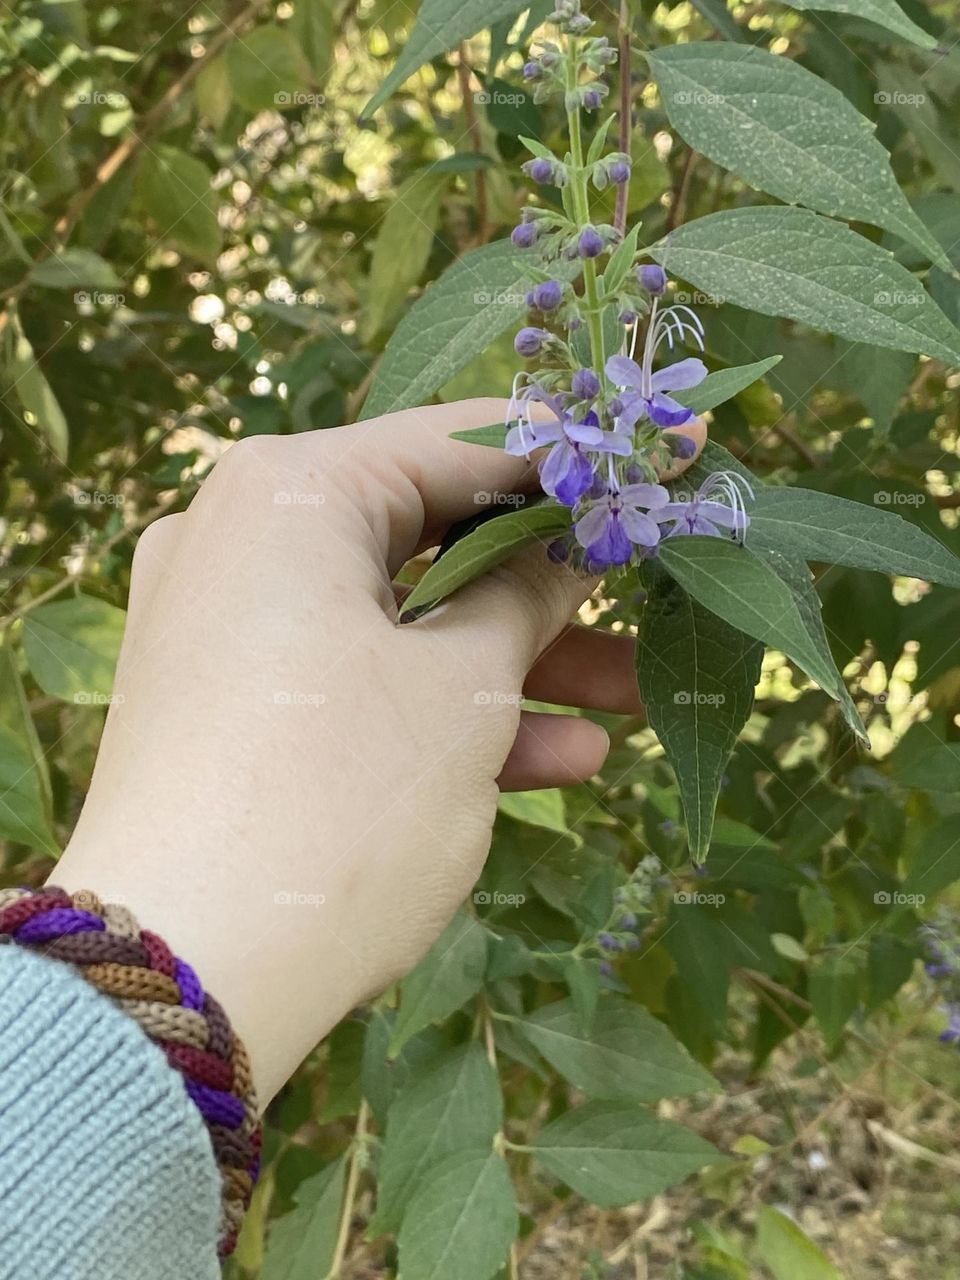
[53,399,705,1102]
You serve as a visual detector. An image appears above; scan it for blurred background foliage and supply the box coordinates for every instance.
[3,0,960,1276]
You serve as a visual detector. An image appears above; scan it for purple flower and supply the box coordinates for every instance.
[606,298,706,429]
[608,158,631,184]
[598,932,621,951]
[574,481,669,568]
[511,221,538,249]
[572,367,601,400]
[638,264,667,295]
[524,157,556,184]
[618,309,638,326]
[670,433,698,461]
[578,226,604,258]
[582,87,603,109]
[523,60,543,80]
[940,1003,960,1044]
[533,279,564,311]
[515,326,550,357]
[654,471,754,541]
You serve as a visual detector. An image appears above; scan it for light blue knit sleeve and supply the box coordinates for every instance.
[0,944,222,1280]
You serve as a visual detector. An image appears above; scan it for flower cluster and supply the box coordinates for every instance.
[595,855,663,975]
[503,0,752,571]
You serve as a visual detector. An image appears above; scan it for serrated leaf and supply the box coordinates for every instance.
[372,1044,502,1235]
[363,0,530,116]
[517,995,718,1102]
[136,145,221,265]
[450,423,510,448]
[400,504,573,617]
[531,1101,719,1207]
[397,1151,517,1280]
[780,0,935,48]
[658,538,859,722]
[362,240,579,418]
[260,1156,345,1280]
[6,309,69,461]
[647,45,949,270]
[0,723,58,855]
[390,911,487,1055]
[649,206,960,366]
[30,248,121,290]
[675,356,782,417]
[637,565,763,861]
[22,595,126,703]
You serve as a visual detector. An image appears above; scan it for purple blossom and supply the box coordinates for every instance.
[523,60,543,80]
[511,222,538,249]
[618,309,638,326]
[670,434,698,461]
[608,158,631,184]
[524,157,557,185]
[638,264,667,295]
[606,299,707,429]
[578,226,604,258]
[574,481,669,568]
[572,367,601,400]
[654,471,754,541]
[504,390,629,507]
[515,326,550,357]
[582,87,604,109]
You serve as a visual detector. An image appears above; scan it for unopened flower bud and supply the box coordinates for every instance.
[618,308,638,326]
[572,367,601,399]
[625,463,644,484]
[547,537,570,563]
[515,326,549,357]
[671,433,698,460]
[533,279,564,311]
[511,221,538,249]
[608,158,631,184]
[523,60,543,80]
[598,931,622,951]
[578,226,604,258]
[609,396,624,416]
[638,263,667,295]
[524,157,555,184]
[582,86,604,110]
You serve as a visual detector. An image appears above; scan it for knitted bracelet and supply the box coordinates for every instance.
[0,884,262,1261]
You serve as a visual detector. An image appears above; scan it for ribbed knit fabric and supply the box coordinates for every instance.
[0,944,222,1280]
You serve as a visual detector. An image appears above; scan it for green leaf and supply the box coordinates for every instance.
[675,356,782,417]
[136,145,221,266]
[390,911,488,1055]
[288,0,335,81]
[22,595,126,703]
[779,0,935,49]
[226,25,311,113]
[362,239,580,417]
[400,504,573,617]
[194,56,233,128]
[361,169,448,341]
[637,565,763,861]
[662,902,732,1037]
[6,309,69,461]
[0,639,51,816]
[809,953,860,1051]
[363,0,530,117]
[647,45,949,270]
[498,788,568,834]
[450,423,510,448]
[649,207,960,366]
[30,248,121,290]
[260,1156,346,1280]
[744,486,960,588]
[903,817,960,899]
[531,1101,719,1207]
[658,539,860,727]
[396,1151,517,1280]
[517,995,718,1102]
[0,723,59,855]
[372,1044,502,1234]
[755,1205,843,1280]
[893,743,960,792]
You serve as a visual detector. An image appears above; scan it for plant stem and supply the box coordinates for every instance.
[326,1099,369,1279]
[565,41,606,377]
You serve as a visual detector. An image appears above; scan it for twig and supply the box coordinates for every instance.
[614,0,631,237]
[665,148,697,233]
[327,1099,370,1279]
[458,47,489,245]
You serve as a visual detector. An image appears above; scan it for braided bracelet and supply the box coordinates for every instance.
[0,885,262,1261]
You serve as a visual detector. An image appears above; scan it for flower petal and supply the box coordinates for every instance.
[542,441,594,506]
[648,392,695,428]
[587,514,634,567]
[620,482,670,509]
[650,357,707,392]
[594,430,634,457]
[619,507,662,547]
[574,502,612,549]
[605,355,645,390]
[614,391,648,431]
[565,420,604,446]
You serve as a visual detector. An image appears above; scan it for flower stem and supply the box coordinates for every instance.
[326,1099,369,1279]
[565,40,606,379]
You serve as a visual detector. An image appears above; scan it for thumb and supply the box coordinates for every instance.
[413,542,599,681]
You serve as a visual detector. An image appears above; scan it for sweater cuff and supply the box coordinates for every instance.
[0,944,222,1280]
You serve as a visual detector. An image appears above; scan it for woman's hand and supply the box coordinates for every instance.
[53,399,704,1102]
